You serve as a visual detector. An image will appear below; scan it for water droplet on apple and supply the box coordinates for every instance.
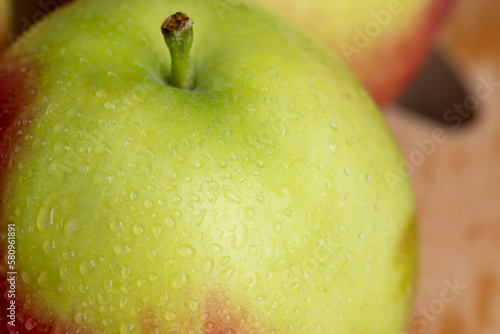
[64,152,82,168]
[219,265,235,281]
[122,285,132,294]
[365,174,372,182]
[256,195,265,203]
[42,240,56,254]
[168,169,178,180]
[248,245,258,255]
[223,189,242,204]
[329,122,338,130]
[210,243,223,254]
[177,245,196,258]
[133,225,144,236]
[97,293,112,305]
[37,271,48,286]
[344,168,350,176]
[104,102,116,110]
[273,221,282,234]
[74,312,90,325]
[119,323,135,334]
[32,137,46,151]
[79,260,96,276]
[53,122,67,134]
[99,305,114,315]
[64,216,80,239]
[78,164,90,173]
[79,284,89,293]
[36,203,55,231]
[164,217,176,228]
[230,221,249,250]
[170,271,189,290]
[59,265,71,280]
[129,191,138,201]
[113,244,132,256]
[195,209,207,226]
[102,318,112,327]
[202,258,214,275]
[187,299,200,311]
[147,249,157,261]
[244,207,255,220]
[263,234,276,258]
[24,317,36,331]
[144,199,153,209]
[205,322,215,331]
[78,140,92,155]
[104,278,114,293]
[154,289,168,306]
[190,159,202,169]
[81,300,92,309]
[121,267,132,280]
[62,249,75,260]
[152,224,163,238]
[220,256,230,266]
[110,221,124,233]
[95,89,107,99]
[54,139,69,154]
[164,311,178,322]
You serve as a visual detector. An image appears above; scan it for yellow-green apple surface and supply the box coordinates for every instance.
[0,0,11,48]
[0,0,416,332]
[253,0,456,106]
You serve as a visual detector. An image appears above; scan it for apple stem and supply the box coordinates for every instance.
[162,12,194,90]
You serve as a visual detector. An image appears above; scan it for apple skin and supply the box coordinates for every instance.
[0,0,416,333]
[253,0,456,106]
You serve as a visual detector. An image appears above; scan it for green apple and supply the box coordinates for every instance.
[0,0,416,333]
[253,0,456,106]
[0,0,11,48]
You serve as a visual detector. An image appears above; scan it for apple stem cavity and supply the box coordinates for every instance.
[162,12,194,90]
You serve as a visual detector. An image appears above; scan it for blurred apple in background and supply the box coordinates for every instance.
[8,0,71,41]
[385,0,500,332]
[0,0,11,48]
[254,0,456,106]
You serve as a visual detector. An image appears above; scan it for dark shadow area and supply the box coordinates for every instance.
[397,50,476,128]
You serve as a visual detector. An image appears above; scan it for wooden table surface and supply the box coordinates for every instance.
[384,0,500,332]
